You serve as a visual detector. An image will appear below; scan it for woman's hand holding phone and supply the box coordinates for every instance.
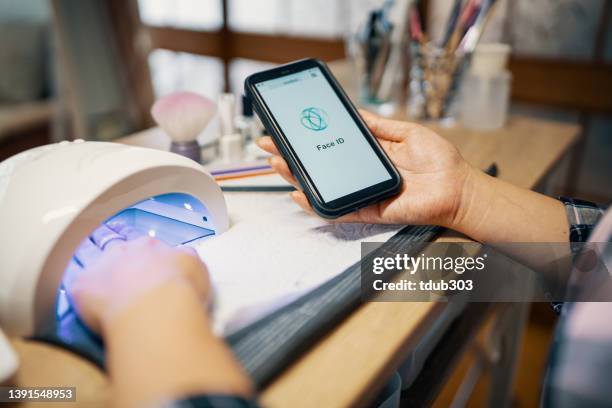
[257,110,474,229]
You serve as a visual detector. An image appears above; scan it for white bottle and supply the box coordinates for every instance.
[460,43,512,130]
[235,95,258,146]
[217,93,243,163]
[236,94,269,160]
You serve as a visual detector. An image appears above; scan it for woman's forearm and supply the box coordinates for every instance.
[452,166,569,243]
[105,282,253,407]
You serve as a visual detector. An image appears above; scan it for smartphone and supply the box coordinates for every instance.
[245,58,401,219]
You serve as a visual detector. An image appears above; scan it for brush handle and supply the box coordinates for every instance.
[170,140,202,163]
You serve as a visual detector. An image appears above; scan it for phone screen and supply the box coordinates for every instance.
[255,67,392,203]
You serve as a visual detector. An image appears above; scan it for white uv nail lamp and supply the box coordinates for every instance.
[0,141,229,378]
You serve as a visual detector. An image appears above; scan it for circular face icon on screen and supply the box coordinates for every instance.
[300,107,329,131]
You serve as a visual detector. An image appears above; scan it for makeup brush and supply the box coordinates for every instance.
[151,91,217,163]
[440,0,464,47]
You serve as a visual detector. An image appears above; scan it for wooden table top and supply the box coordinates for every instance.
[260,115,580,408]
[9,113,579,408]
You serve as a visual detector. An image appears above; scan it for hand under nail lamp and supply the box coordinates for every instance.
[0,140,228,378]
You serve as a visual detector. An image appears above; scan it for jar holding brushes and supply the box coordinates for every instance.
[350,0,510,130]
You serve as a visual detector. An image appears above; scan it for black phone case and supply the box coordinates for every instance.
[245,58,401,219]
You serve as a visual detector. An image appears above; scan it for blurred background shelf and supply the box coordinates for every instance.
[1,0,610,201]
[0,100,54,161]
[0,100,54,140]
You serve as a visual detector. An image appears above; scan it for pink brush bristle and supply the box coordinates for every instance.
[151,92,217,143]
